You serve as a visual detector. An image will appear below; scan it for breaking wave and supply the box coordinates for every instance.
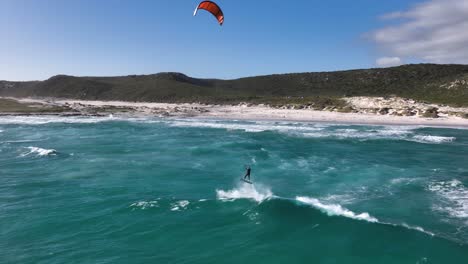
[3,140,42,144]
[167,120,457,144]
[429,180,468,219]
[21,146,57,157]
[1,117,457,145]
[130,200,159,210]
[295,196,433,236]
[169,120,325,133]
[0,115,131,125]
[216,184,273,203]
[296,196,379,223]
[413,135,456,144]
[215,185,434,237]
[295,196,433,235]
[390,177,421,185]
[171,200,190,211]
[400,223,435,236]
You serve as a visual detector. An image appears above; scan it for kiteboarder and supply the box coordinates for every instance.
[243,166,251,181]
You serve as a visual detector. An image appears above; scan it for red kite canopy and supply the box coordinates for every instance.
[193,1,224,26]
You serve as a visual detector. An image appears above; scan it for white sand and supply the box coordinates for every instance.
[204,105,468,127]
[17,98,466,128]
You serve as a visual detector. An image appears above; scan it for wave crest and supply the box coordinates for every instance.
[413,135,455,144]
[171,200,190,211]
[0,115,122,125]
[21,146,57,157]
[216,184,273,203]
[170,120,324,133]
[130,200,159,210]
[429,180,468,219]
[295,196,434,236]
[296,196,379,223]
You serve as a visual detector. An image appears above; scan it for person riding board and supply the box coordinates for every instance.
[243,166,251,181]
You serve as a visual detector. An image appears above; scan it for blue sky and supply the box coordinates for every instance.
[1,0,465,81]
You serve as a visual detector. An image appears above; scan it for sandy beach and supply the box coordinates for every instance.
[6,97,468,128]
[204,105,468,127]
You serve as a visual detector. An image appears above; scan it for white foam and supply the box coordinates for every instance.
[170,120,263,132]
[4,140,41,143]
[301,127,456,145]
[171,200,190,211]
[10,116,449,145]
[296,196,435,236]
[412,135,455,144]
[178,120,413,141]
[428,180,468,219]
[216,184,273,203]
[0,115,127,125]
[323,167,336,173]
[401,223,435,236]
[1,116,456,146]
[380,126,417,136]
[297,158,308,168]
[178,200,189,208]
[169,120,324,134]
[321,194,356,205]
[21,146,57,157]
[300,126,414,141]
[296,196,379,223]
[130,200,159,210]
[390,177,420,185]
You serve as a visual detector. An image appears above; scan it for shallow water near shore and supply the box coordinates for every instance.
[1,116,468,263]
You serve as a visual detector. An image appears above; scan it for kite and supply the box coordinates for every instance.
[193,1,224,26]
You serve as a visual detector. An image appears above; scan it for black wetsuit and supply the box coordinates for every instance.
[244,167,251,181]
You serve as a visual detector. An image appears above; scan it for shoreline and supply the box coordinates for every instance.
[194,115,468,130]
[199,105,468,128]
[2,97,468,128]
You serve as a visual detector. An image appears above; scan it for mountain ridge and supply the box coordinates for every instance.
[1,64,468,106]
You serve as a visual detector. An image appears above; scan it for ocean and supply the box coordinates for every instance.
[1,116,468,263]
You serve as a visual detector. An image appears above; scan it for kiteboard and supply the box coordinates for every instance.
[240,178,253,184]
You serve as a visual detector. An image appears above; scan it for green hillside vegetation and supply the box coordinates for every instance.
[1,64,468,107]
[0,98,67,113]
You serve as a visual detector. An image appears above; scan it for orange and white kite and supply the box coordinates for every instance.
[193,1,224,26]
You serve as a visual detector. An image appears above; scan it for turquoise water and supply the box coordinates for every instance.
[1,116,468,263]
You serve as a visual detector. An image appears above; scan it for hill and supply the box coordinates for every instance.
[1,64,468,106]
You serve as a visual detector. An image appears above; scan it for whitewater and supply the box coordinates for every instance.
[1,116,468,263]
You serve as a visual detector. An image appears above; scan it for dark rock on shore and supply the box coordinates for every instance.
[378,108,390,115]
[423,107,439,118]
